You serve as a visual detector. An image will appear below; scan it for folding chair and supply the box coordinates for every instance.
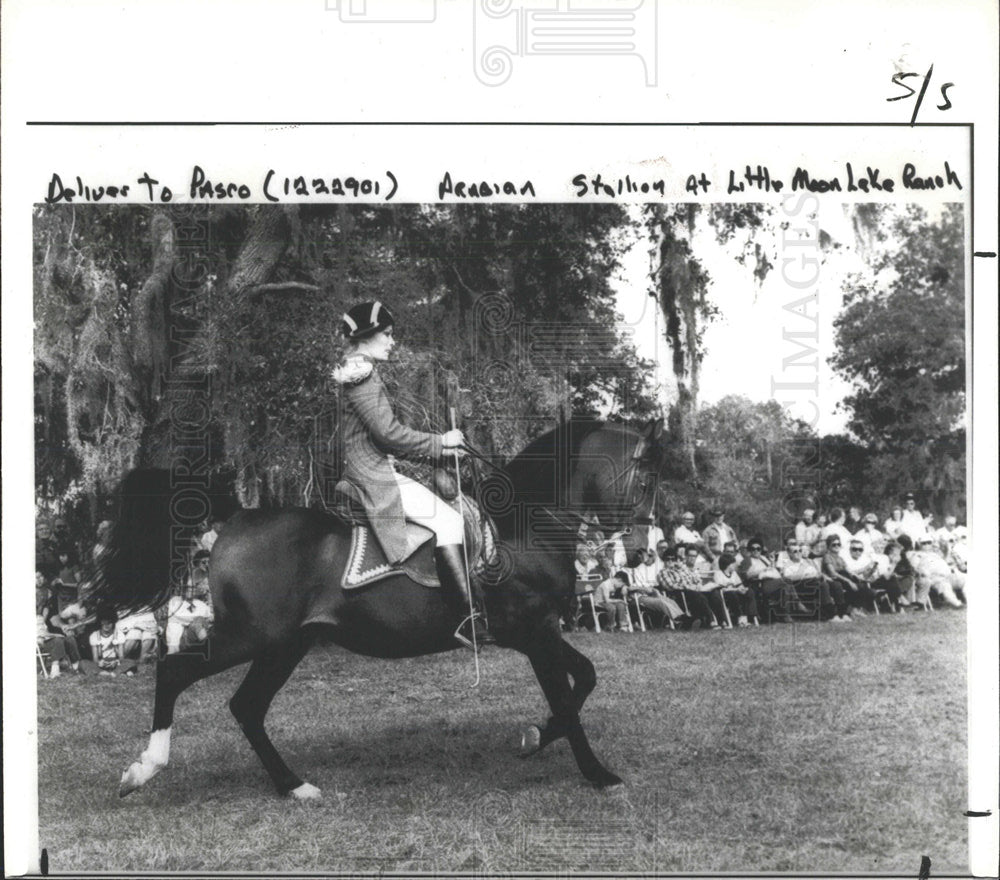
[575,588,605,633]
[36,643,51,678]
[629,594,647,632]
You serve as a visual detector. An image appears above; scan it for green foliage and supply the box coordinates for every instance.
[34,204,660,516]
[830,204,966,516]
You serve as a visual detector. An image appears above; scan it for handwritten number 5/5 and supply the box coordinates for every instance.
[887,64,954,123]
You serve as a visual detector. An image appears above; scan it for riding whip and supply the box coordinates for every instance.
[448,379,480,687]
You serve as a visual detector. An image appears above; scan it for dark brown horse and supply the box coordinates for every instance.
[94,418,664,799]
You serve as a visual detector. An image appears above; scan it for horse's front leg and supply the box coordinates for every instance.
[523,629,622,788]
[520,639,597,756]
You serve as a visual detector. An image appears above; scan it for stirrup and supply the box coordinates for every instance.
[454,612,493,650]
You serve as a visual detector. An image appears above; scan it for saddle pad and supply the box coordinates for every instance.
[342,523,439,589]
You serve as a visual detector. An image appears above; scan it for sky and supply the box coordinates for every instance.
[611,203,876,436]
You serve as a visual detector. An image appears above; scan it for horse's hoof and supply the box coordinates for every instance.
[519,725,542,757]
[290,782,322,801]
[592,771,624,789]
[119,764,143,798]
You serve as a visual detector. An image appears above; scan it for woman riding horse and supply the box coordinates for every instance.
[97,386,664,799]
[332,300,489,647]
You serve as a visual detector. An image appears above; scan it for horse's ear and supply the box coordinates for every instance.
[644,417,665,441]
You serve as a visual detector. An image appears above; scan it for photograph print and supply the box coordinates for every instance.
[32,198,970,874]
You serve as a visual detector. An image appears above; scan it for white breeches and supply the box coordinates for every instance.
[394,472,464,546]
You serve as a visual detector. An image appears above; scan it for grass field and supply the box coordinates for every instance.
[37,609,968,874]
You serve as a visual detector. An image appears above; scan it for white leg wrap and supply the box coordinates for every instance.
[290,782,322,800]
[120,728,171,797]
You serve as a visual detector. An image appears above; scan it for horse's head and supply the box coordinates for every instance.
[571,418,665,565]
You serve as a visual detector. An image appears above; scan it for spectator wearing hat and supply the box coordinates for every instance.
[899,494,930,544]
[701,509,737,559]
[855,514,886,555]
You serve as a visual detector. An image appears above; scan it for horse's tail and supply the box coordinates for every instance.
[90,468,239,615]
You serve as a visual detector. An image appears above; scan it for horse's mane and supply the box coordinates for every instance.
[498,418,640,514]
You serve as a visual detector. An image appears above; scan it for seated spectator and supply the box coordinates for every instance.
[54,549,80,589]
[935,515,968,563]
[575,542,600,581]
[780,541,842,621]
[795,509,823,553]
[702,509,737,558]
[165,576,213,654]
[36,521,61,580]
[884,506,905,541]
[899,493,930,544]
[910,537,965,608]
[88,608,136,676]
[714,553,757,626]
[657,546,721,630]
[718,539,742,568]
[631,549,660,589]
[92,520,114,566]
[842,538,880,612]
[856,514,886,555]
[870,541,906,608]
[36,608,81,678]
[820,537,866,618]
[736,538,771,586]
[822,508,854,557]
[673,512,712,561]
[627,552,684,628]
[115,605,160,668]
[199,517,225,553]
[681,544,728,628]
[592,570,632,633]
[846,506,865,534]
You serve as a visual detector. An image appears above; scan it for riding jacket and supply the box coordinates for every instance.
[335,354,444,563]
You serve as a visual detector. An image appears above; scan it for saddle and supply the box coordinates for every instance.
[331,479,491,591]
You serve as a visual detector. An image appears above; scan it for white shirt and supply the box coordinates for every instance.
[673,524,702,546]
[631,561,660,589]
[855,527,886,554]
[646,525,665,553]
[822,522,853,549]
[899,509,928,542]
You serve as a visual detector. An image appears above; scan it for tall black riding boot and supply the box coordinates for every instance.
[434,544,493,649]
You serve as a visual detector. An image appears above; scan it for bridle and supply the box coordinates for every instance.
[460,432,659,542]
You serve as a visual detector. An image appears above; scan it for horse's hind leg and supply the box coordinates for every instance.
[120,630,253,797]
[229,633,315,799]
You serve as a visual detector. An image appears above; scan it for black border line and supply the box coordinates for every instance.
[26,120,974,127]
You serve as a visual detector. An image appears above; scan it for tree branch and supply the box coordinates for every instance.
[247,281,321,294]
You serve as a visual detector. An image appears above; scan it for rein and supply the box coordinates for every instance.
[458,437,653,542]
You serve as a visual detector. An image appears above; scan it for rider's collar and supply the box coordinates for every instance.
[332,353,375,385]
